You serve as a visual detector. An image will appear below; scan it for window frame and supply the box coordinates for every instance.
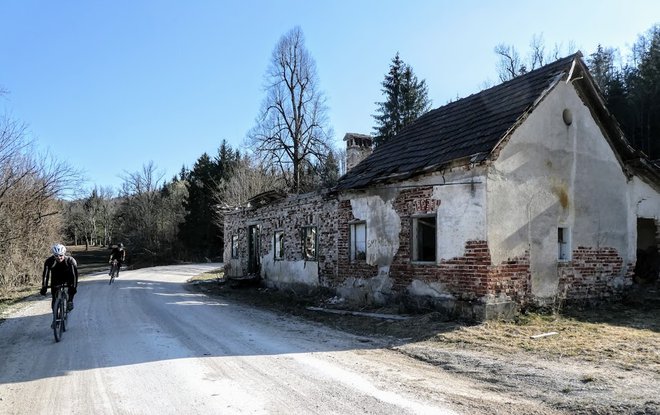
[349,221,367,261]
[231,234,239,259]
[274,230,285,260]
[558,226,571,261]
[411,214,437,263]
[301,226,318,261]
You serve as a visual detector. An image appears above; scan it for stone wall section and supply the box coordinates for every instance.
[224,192,339,285]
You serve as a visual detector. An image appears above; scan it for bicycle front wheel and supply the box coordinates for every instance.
[53,298,64,342]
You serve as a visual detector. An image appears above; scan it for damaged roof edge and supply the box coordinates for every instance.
[333,153,489,192]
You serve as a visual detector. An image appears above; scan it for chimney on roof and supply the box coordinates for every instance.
[344,133,373,171]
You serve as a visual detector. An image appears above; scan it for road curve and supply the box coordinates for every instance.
[0,264,460,415]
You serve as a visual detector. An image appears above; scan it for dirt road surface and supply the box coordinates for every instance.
[1,263,656,414]
[0,264,484,415]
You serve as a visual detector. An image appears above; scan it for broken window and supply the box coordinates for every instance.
[302,226,317,260]
[274,230,284,260]
[350,222,367,261]
[231,235,239,259]
[412,215,436,262]
[558,227,571,261]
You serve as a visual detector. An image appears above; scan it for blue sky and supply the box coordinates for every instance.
[1,1,658,193]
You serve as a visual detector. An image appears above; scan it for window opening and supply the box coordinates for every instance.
[274,231,284,260]
[302,226,317,260]
[558,227,571,261]
[231,235,239,259]
[412,215,436,262]
[350,222,367,261]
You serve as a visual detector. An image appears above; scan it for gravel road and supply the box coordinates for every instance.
[0,264,471,415]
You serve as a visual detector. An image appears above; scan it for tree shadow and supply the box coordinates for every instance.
[0,272,414,386]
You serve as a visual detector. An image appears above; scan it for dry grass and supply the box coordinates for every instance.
[431,311,660,370]
[188,276,660,375]
[189,269,224,282]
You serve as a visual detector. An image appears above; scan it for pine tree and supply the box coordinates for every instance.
[179,153,221,260]
[373,53,431,147]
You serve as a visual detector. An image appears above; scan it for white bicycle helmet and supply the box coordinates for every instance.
[51,243,66,256]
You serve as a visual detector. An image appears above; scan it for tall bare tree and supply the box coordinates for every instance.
[248,26,333,193]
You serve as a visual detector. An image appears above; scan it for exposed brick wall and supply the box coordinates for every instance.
[487,250,531,305]
[224,192,338,285]
[392,238,531,303]
[334,200,378,285]
[226,186,633,312]
[558,246,632,301]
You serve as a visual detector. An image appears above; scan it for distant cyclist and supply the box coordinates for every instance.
[109,243,126,277]
[40,243,79,311]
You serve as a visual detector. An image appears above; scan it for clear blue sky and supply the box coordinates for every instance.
[1,1,658,193]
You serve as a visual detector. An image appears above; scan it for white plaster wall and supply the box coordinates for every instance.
[261,246,319,286]
[434,179,487,260]
[488,81,631,298]
[349,193,401,266]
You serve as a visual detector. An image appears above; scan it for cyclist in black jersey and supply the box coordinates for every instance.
[40,244,79,311]
[109,243,126,276]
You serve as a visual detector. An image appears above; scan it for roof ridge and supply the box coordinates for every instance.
[336,53,582,190]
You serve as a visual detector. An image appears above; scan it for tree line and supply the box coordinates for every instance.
[494,27,660,160]
[1,24,658,294]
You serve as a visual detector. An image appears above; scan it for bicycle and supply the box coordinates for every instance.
[109,259,120,284]
[50,284,70,342]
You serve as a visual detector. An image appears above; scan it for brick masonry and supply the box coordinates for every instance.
[225,186,635,314]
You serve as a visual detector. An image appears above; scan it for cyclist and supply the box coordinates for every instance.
[40,243,79,311]
[109,243,126,277]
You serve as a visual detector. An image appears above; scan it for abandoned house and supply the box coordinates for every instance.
[224,52,660,320]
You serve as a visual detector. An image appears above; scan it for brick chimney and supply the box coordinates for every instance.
[343,133,373,171]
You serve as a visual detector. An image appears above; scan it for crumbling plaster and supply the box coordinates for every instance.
[488,81,632,299]
[341,168,489,302]
[349,191,401,266]
[261,246,320,287]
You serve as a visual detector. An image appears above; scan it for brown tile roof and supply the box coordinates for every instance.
[335,53,581,190]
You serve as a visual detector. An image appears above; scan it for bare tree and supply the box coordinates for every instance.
[248,26,333,193]
[215,155,283,211]
[0,112,81,292]
[115,161,186,263]
[117,162,165,247]
[495,34,577,82]
[63,186,118,248]
[494,43,525,82]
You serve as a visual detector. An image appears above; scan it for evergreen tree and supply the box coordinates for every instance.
[628,25,660,159]
[320,150,340,188]
[179,153,221,260]
[373,53,431,147]
[401,65,431,127]
[178,140,242,260]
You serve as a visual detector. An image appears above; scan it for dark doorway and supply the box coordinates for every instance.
[635,218,659,284]
[248,225,261,276]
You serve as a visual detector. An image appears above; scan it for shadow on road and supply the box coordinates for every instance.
[0,270,408,386]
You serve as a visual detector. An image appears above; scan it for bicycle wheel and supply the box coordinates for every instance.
[53,297,64,342]
[109,264,116,285]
